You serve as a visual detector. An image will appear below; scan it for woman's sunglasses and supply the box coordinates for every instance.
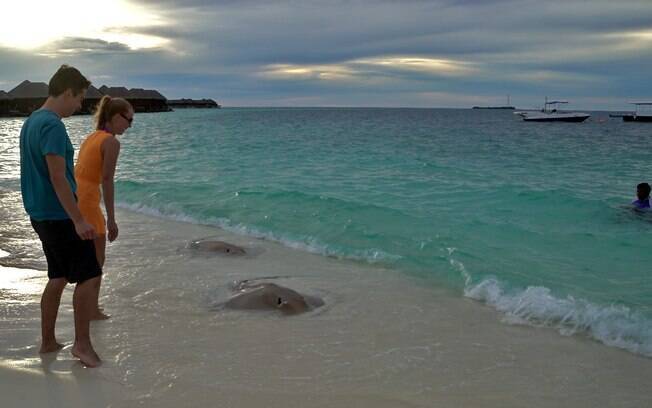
[120,113,134,124]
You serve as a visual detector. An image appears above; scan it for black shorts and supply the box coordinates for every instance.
[30,218,102,284]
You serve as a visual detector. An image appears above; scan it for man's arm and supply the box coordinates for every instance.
[45,154,96,240]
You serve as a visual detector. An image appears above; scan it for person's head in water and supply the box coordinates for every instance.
[47,65,91,117]
[637,183,651,201]
[94,96,134,135]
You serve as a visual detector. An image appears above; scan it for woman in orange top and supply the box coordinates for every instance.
[76,95,133,319]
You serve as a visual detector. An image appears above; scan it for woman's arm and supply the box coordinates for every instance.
[101,137,121,242]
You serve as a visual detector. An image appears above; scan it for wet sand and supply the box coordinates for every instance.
[1,208,651,407]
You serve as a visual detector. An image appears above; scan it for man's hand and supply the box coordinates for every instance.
[107,219,119,242]
[74,219,96,240]
[45,154,94,238]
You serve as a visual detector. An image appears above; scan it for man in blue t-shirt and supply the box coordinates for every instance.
[19,65,102,367]
[632,182,651,210]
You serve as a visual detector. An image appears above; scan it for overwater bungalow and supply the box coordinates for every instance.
[0,81,110,116]
[99,86,170,112]
[0,91,10,116]
[81,85,105,114]
[168,98,221,109]
[0,79,209,116]
[7,80,49,116]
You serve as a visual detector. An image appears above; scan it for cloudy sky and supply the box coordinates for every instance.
[1,0,651,109]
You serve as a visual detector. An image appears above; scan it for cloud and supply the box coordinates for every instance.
[2,0,652,108]
[36,37,131,57]
[509,70,602,84]
[353,57,478,77]
[260,64,358,81]
[259,56,478,85]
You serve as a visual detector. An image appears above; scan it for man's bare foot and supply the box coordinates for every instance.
[91,310,111,320]
[71,344,101,368]
[39,341,64,354]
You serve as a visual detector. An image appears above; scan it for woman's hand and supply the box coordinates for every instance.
[107,219,119,242]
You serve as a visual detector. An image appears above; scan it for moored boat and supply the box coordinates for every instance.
[520,99,590,122]
[622,102,652,122]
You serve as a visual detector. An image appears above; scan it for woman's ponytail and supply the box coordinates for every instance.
[93,95,132,130]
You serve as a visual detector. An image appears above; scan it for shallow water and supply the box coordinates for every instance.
[1,108,651,356]
[2,209,652,408]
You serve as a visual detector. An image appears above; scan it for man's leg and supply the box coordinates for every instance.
[40,277,67,353]
[71,276,102,367]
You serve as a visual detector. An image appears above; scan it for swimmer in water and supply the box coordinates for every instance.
[632,182,651,211]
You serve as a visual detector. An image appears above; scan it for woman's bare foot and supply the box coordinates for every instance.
[71,344,101,367]
[91,310,111,320]
[39,341,64,354]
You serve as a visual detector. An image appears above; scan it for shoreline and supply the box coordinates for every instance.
[117,200,652,358]
[2,207,651,407]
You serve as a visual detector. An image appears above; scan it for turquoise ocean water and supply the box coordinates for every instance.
[1,108,651,355]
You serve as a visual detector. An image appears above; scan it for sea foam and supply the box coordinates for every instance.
[116,201,402,265]
[465,277,652,357]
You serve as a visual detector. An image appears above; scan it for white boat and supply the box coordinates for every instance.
[520,99,590,122]
[622,102,652,122]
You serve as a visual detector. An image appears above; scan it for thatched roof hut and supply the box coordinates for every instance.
[0,90,10,117]
[99,85,169,112]
[9,80,49,99]
[98,86,129,98]
[0,80,174,116]
[6,81,49,115]
[80,85,105,114]
[127,88,166,100]
[86,85,104,99]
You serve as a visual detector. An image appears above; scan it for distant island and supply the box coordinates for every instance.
[472,106,515,110]
[168,98,220,109]
[472,95,515,110]
[0,80,220,117]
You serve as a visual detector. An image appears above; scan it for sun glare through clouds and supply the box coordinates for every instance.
[0,0,167,51]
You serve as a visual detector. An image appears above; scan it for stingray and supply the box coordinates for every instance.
[190,240,247,255]
[223,280,324,315]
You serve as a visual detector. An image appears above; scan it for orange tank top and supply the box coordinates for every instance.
[75,130,113,184]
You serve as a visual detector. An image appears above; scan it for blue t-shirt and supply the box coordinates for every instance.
[632,198,650,210]
[20,109,77,220]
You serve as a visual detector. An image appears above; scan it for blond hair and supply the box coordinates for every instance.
[94,95,133,130]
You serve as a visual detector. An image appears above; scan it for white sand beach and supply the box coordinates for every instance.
[1,208,651,408]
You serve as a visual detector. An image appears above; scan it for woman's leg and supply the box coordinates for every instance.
[91,235,110,320]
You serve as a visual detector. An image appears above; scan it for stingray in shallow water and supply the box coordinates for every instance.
[189,240,247,255]
[223,280,324,315]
